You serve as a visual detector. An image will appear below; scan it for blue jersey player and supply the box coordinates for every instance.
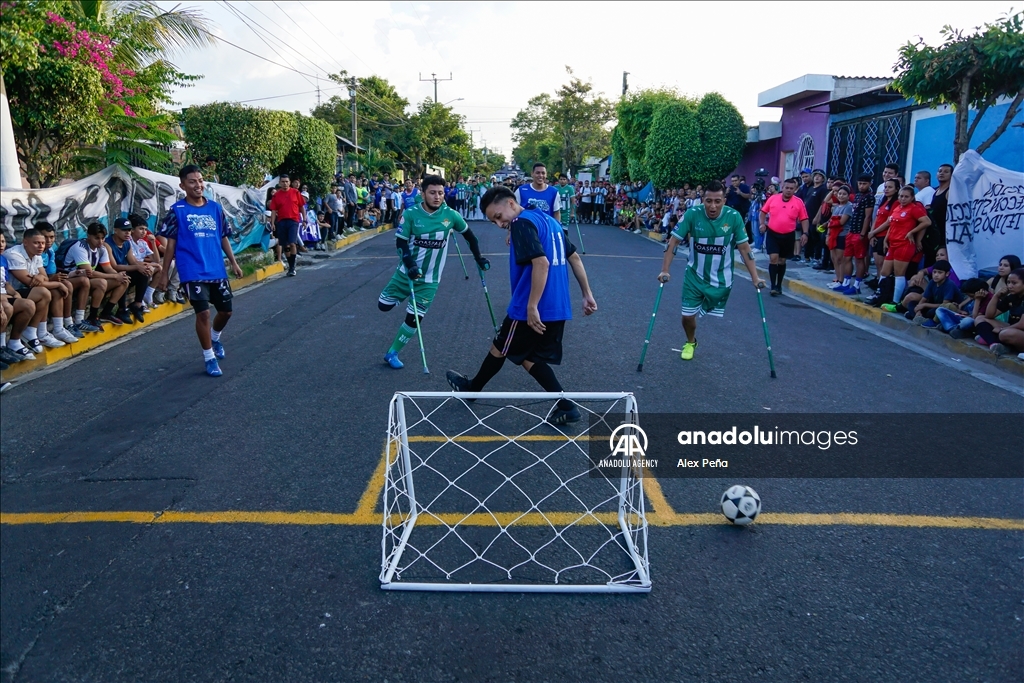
[446,185,597,425]
[514,162,562,218]
[155,164,243,377]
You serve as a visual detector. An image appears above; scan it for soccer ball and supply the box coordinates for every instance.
[720,485,761,525]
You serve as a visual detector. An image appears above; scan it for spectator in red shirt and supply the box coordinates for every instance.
[269,173,304,276]
[874,185,931,304]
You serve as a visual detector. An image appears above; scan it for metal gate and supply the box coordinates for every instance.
[826,111,910,186]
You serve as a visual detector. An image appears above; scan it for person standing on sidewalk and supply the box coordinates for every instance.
[759,178,809,296]
[269,174,304,276]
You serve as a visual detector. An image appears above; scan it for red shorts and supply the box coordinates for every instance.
[885,236,919,263]
[844,233,866,259]
[826,228,841,251]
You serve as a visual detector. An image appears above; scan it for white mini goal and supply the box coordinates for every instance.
[379,391,651,593]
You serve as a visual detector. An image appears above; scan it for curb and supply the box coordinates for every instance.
[1,260,285,382]
[2,227,393,383]
[738,258,1024,379]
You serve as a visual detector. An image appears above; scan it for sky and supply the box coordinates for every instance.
[162,1,1013,162]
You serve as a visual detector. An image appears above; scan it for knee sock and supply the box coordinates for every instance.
[144,286,155,305]
[777,262,787,287]
[0,332,6,346]
[893,276,907,304]
[470,353,505,391]
[287,254,296,270]
[974,321,999,345]
[528,362,572,411]
[37,322,47,337]
[52,317,64,333]
[768,264,778,288]
[23,326,37,341]
[388,323,416,354]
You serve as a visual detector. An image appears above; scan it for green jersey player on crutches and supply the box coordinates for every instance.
[378,175,490,370]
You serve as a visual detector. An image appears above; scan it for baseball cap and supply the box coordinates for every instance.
[301,191,310,198]
[800,167,813,174]
[112,217,132,231]
[812,169,826,177]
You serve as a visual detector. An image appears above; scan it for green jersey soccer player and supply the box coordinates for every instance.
[658,180,764,361]
[378,175,490,369]
[557,176,576,227]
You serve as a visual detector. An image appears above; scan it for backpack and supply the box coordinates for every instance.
[53,237,84,273]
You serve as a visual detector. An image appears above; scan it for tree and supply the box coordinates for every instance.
[278,113,336,195]
[3,2,207,186]
[613,89,746,187]
[615,89,679,183]
[893,11,1024,161]
[183,103,297,187]
[644,100,701,189]
[345,146,397,176]
[694,92,747,183]
[401,99,471,177]
[511,69,614,176]
[311,72,411,164]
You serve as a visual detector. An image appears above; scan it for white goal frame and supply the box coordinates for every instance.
[379,391,651,593]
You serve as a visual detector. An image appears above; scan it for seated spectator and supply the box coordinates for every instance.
[106,218,156,324]
[5,227,78,350]
[904,260,960,324]
[938,278,989,335]
[315,212,331,248]
[64,222,131,327]
[986,254,1022,298]
[0,232,38,362]
[36,222,84,339]
[128,214,162,308]
[973,267,1024,356]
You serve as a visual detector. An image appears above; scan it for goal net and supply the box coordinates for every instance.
[379,391,650,593]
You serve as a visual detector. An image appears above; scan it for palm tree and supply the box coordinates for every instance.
[72,1,215,69]
[69,1,214,173]
[345,147,397,175]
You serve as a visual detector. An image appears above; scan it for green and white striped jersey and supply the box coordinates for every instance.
[671,205,748,289]
[396,203,469,284]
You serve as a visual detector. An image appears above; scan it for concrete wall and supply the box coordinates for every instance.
[907,101,1024,175]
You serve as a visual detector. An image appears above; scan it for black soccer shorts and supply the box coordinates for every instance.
[183,279,233,313]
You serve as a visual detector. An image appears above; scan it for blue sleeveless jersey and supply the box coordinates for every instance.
[158,199,230,282]
[508,209,572,322]
[516,184,560,217]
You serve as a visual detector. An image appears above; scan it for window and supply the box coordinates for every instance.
[797,134,815,171]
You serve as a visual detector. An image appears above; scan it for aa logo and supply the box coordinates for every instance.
[609,424,648,458]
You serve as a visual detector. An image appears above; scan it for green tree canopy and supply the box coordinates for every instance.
[278,113,336,195]
[644,99,700,189]
[894,11,1024,160]
[399,99,471,178]
[511,69,614,176]
[311,71,411,165]
[183,102,297,187]
[613,89,746,187]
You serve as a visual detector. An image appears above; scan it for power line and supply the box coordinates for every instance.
[205,32,322,80]
[237,86,345,104]
[217,1,318,86]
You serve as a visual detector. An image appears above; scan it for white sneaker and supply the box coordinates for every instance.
[826,282,842,289]
[39,333,66,348]
[8,345,35,361]
[53,329,79,344]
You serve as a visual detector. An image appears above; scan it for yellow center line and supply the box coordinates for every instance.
[1,510,1021,530]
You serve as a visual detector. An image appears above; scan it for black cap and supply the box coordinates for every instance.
[112,217,132,231]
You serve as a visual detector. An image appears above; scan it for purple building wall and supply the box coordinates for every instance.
[730,92,831,182]
[731,139,779,184]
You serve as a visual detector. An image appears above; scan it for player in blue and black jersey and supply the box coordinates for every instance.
[155,164,243,377]
[445,185,597,425]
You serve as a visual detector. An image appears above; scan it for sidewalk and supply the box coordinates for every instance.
[0,225,391,383]
[636,228,1023,379]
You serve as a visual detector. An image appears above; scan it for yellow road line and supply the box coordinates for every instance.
[2,510,1021,530]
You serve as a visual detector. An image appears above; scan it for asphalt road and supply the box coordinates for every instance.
[2,221,1022,682]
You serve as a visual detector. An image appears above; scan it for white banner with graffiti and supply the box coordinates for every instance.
[946,150,1024,278]
[0,165,269,254]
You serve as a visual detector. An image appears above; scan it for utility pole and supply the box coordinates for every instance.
[316,74,321,108]
[348,77,358,169]
[622,71,629,96]
[468,127,481,148]
[419,72,453,103]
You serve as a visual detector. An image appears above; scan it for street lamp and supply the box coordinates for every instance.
[442,98,464,106]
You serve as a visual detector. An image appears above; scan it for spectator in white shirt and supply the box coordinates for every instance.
[5,228,79,350]
[1,231,39,362]
[914,170,935,208]
[64,222,131,328]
